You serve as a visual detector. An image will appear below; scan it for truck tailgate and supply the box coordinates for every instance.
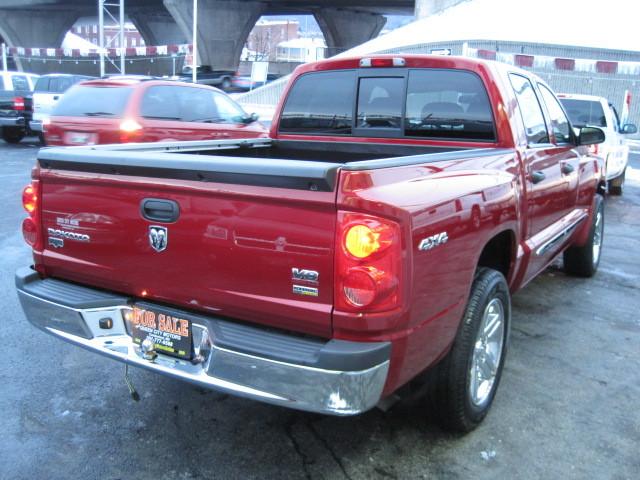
[38,168,337,337]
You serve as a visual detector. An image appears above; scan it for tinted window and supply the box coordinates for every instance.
[280,71,355,134]
[12,75,29,91]
[357,77,403,129]
[212,92,245,123]
[559,98,606,128]
[34,77,50,92]
[538,85,572,144]
[141,85,181,120]
[176,87,219,122]
[52,85,133,117]
[509,74,549,144]
[405,70,495,141]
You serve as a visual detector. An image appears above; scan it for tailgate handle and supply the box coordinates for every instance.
[140,198,180,223]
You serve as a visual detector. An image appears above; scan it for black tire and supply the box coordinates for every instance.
[221,77,232,91]
[38,133,46,146]
[563,194,604,277]
[608,169,625,196]
[2,127,25,144]
[431,267,510,433]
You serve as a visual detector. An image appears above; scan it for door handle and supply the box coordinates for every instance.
[53,95,59,101]
[531,171,546,184]
[561,163,575,175]
[140,198,180,223]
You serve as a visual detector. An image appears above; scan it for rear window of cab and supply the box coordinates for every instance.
[279,68,496,142]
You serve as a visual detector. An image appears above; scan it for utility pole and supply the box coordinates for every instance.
[192,0,198,84]
[1,43,7,71]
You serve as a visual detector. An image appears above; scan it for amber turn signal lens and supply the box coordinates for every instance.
[22,185,37,214]
[345,224,381,259]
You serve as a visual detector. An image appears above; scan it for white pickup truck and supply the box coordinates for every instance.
[559,93,637,195]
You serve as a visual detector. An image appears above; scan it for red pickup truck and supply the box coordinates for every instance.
[16,55,606,432]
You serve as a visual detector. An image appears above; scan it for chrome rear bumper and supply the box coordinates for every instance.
[16,267,390,415]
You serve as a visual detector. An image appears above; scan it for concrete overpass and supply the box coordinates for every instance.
[0,0,465,70]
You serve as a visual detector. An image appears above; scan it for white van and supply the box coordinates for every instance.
[559,93,637,195]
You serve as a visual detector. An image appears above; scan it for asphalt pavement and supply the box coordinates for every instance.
[1,138,638,480]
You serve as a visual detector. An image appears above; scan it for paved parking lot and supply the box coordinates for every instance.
[1,138,638,480]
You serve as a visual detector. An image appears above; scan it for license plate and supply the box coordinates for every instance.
[128,306,192,360]
[64,131,97,145]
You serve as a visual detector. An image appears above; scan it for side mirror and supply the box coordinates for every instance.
[621,123,638,135]
[578,126,605,146]
[243,112,259,124]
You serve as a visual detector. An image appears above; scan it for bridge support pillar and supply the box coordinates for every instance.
[164,0,265,71]
[0,8,80,71]
[314,9,386,54]
[130,9,186,46]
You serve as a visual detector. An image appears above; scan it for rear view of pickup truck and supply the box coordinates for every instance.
[17,55,606,432]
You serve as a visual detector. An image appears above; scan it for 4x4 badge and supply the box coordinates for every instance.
[149,226,168,252]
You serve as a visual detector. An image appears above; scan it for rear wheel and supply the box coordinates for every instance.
[221,77,232,90]
[608,169,625,196]
[564,194,604,277]
[430,267,510,432]
[38,133,46,145]
[2,127,25,144]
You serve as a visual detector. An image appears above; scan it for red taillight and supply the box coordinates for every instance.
[21,182,42,249]
[22,217,37,246]
[336,212,402,312]
[119,118,143,143]
[13,96,25,111]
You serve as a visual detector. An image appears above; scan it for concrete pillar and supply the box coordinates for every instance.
[164,0,265,71]
[0,8,80,71]
[314,9,386,54]
[415,0,469,19]
[130,9,186,46]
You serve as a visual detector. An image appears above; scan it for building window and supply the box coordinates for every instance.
[132,37,136,47]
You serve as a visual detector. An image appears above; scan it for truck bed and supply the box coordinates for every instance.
[39,138,503,192]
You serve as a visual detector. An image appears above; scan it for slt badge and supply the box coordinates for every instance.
[149,226,168,252]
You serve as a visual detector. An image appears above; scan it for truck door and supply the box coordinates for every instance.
[536,83,580,219]
[509,74,565,234]
[508,74,579,278]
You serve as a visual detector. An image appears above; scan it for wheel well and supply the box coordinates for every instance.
[477,230,515,280]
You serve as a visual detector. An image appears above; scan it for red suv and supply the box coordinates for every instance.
[45,77,267,146]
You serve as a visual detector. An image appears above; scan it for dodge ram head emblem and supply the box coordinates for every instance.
[149,226,168,252]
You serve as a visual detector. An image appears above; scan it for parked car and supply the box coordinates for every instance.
[45,77,267,146]
[30,74,94,143]
[0,71,39,143]
[176,65,235,90]
[17,55,606,433]
[559,93,637,195]
[231,73,282,92]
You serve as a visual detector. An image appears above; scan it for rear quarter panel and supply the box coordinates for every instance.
[335,151,522,393]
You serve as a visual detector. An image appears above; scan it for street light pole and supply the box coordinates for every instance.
[192,0,198,84]
[99,0,105,76]
[119,0,125,74]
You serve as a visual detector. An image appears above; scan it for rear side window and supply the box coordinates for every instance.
[559,98,607,128]
[12,75,29,91]
[405,70,495,141]
[141,85,247,123]
[141,85,181,120]
[34,77,50,92]
[279,71,355,134]
[537,84,572,144]
[52,85,133,117]
[509,74,549,145]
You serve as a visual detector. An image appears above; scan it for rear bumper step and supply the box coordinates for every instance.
[15,267,390,415]
[0,116,25,127]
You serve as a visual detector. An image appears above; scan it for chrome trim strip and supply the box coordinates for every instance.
[17,289,389,416]
[535,215,587,256]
